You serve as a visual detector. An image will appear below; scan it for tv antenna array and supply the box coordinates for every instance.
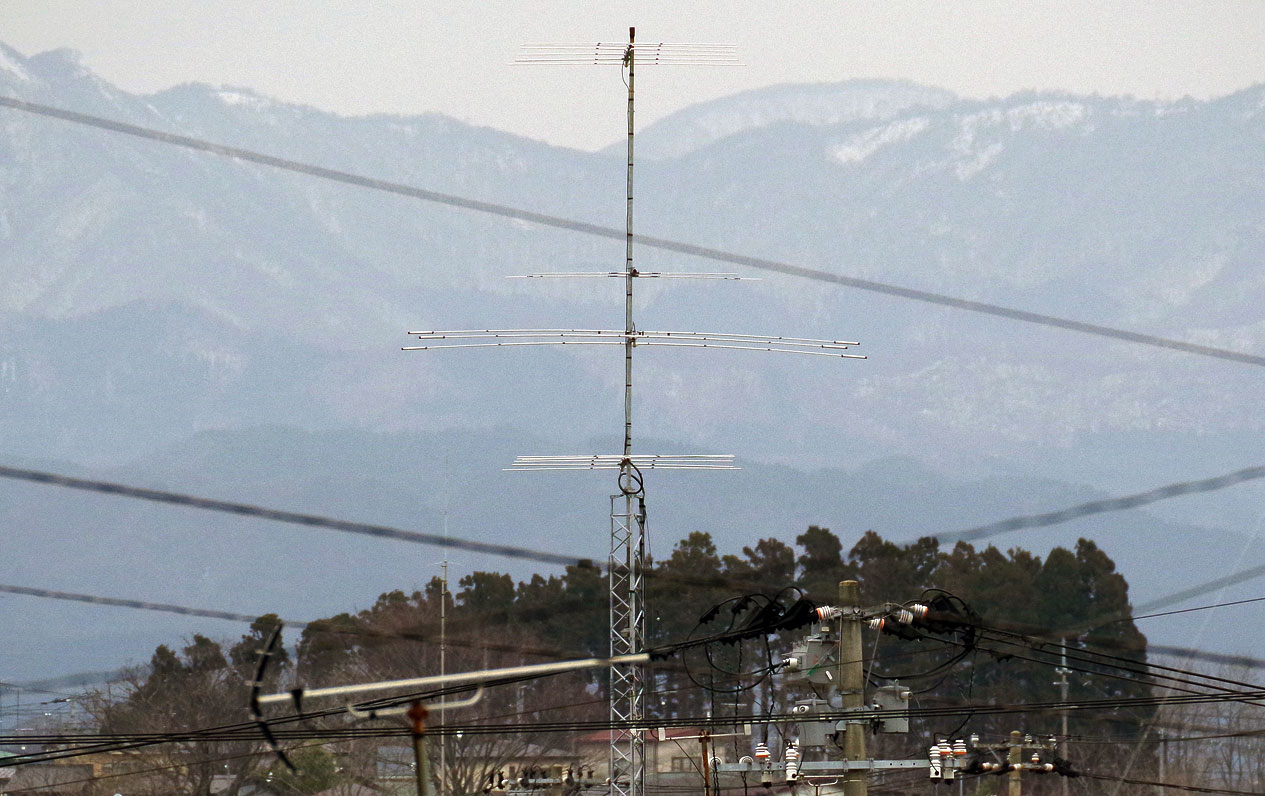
[405,28,863,796]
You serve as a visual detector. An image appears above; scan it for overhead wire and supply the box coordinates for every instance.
[0,465,581,568]
[19,687,1265,767]
[1,96,1262,369]
[922,464,1265,546]
[6,462,1265,617]
[968,621,1265,694]
[1132,595,1265,623]
[1079,772,1263,795]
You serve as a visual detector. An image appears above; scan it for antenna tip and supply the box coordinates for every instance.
[629,26,635,42]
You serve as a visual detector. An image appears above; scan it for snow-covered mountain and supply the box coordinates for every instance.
[2,41,1264,677]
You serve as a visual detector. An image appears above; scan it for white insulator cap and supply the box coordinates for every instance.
[868,617,885,631]
[754,742,770,760]
[784,743,801,781]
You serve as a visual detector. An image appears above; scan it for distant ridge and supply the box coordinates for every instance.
[625,79,957,159]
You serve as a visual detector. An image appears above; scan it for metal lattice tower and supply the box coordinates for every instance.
[406,28,862,796]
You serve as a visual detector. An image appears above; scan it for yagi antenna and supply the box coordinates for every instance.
[405,28,860,796]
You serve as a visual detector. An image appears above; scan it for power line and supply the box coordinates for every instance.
[8,462,1263,583]
[2,96,1262,369]
[17,687,1265,767]
[0,464,582,568]
[1132,595,1265,623]
[928,464,1265,546]
[1080,772,1263,796]
[0,582,306,628]
[9,462,1265,672]
[1136,562,1265,615]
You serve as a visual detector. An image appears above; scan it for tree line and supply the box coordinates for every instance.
[81,527,1154,796]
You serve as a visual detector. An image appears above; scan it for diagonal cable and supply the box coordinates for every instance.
[926,464,1265,546]
[2,96,1262,368]
[0,464,582,567]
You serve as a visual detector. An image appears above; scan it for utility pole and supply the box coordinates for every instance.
[438,555,449,796]
[1055,641,1070,796]
[1007,730,1023,796]
[838,580,866,796]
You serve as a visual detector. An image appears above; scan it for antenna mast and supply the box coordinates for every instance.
[407,29,862,796]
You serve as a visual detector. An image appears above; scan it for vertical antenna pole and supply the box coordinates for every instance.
[612,29,645,796]
[623,25,636,459]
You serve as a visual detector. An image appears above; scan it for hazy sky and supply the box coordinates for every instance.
[6,1,1265,150]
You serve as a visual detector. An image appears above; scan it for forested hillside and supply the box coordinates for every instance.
[87,529,1150,795]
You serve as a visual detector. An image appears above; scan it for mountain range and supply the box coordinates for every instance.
[1,41,1263,684]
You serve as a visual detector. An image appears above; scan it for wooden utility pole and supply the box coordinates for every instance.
[838,580,866,796]
[1007,730,1023,796]
[409,701,433,796]
[1056,641,1070,796]
[700,731,713,796]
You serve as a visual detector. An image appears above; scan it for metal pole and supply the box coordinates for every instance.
[611,28,645,796]
[838,580,866,796]
[1057,640,1069,796]
[623,25,635,460]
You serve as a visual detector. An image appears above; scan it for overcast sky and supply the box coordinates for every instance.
[6,1,1265,149]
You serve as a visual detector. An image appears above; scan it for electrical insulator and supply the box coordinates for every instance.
[739,756,754,765]
[1031,752,1041,765]
[894,608,915,625]
[791,704,811,715]
[953,740,967,757]
[928,745,943,781]
[784,744,801,782]
[815,606,842,621]
[938,740,955,780]
[969,733,979,746]
[867,617,885,631]
[754,742,770,760]
[909,603,929,619]
[783,656,802,671]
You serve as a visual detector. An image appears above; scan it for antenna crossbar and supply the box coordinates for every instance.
[509,271,758,280]
[404,329,865,357]
[516,43,740,66]
[507,454,738,471]
[406,329,860,345]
